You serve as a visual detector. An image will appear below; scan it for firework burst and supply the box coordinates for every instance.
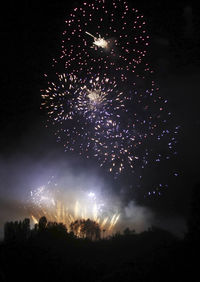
[41,0,179,184]
[41,73,134,174]
[28,179,120,234]
[41,71,178,176]
[57,0,149,82]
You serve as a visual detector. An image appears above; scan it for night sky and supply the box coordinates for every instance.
[1,0,200,237]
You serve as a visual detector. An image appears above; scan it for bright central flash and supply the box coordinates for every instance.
[86,31,108,49]
[94,37,108,49]
[87,89,104,104]
[88,192,96,199]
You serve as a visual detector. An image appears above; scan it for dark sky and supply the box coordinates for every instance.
[1,0,200,233]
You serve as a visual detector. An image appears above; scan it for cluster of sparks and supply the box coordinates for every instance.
[29,180,120,234]
[41,0,179,179]
[59,0,149,81]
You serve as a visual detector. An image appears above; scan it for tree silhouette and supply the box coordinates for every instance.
[123,227,135,236]
[46,221,68,238]
[70,220,80,237]
[38,216,47,231]
[4,221,15,242]
[123,227,131,236]
[82,219,101,240]
[4,218,30,242]
[70,219,101,240]
[22,218,30,240]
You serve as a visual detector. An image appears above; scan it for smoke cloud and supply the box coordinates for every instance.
[0,152,186,239]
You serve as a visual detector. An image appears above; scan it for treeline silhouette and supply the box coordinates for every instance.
[4,217,101,243]
[0,184,200,282]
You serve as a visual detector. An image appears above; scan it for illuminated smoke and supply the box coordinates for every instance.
[28,178,120,235]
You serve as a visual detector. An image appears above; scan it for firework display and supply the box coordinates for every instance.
[29,178,120,234]
[59,0,149,81]
[41,73,178,175]
[42,0,178,177]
